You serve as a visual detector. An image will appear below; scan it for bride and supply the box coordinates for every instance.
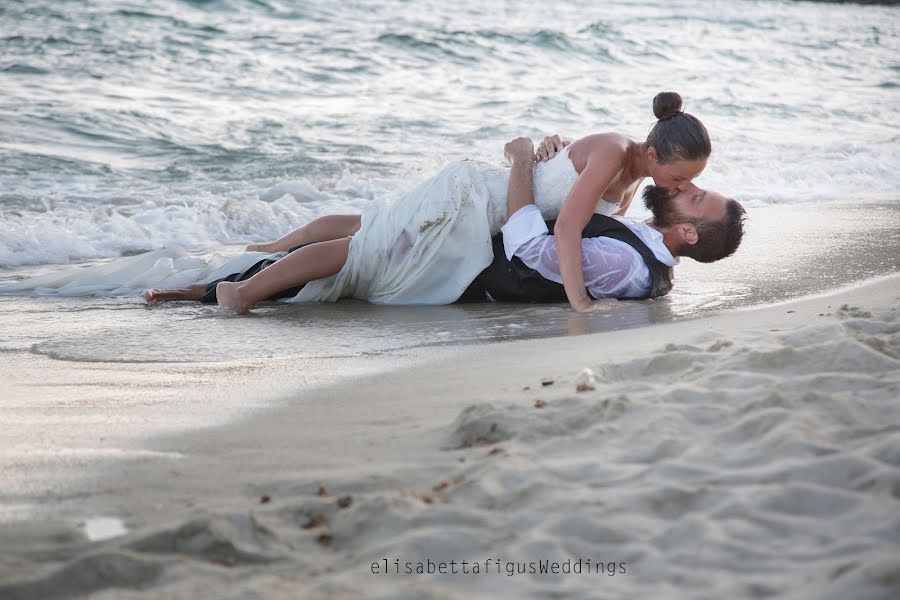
[6,92,712,312]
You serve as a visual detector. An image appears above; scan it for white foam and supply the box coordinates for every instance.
[0,176,383,269]
[83,517,128,542]
[2,153,897,271]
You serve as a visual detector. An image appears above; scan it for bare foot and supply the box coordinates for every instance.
[142,285,206,304]
[216,281,252,314]
[245,243,271,253]
[142,289,162,304]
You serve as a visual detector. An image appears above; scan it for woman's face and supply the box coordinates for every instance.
[648,149,708,192]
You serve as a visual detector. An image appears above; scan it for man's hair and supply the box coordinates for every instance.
[679,199,747,263]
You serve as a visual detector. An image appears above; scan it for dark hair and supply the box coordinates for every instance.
[646,92,711,164]
[679,199,747,263]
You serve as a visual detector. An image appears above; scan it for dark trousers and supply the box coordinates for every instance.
[198,238,548,306]
[199,245,308,303]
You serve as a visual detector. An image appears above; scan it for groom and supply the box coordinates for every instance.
[457,137,746,304]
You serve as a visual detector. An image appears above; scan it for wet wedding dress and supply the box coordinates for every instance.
[290,146,623,304]
[0,147,622,303]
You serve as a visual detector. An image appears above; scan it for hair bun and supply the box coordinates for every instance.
[653,91,684,120]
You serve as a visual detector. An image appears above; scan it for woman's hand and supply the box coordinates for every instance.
[571,298,621,312]
[535,134,571,162]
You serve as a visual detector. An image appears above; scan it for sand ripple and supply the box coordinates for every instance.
[2,306,899,598]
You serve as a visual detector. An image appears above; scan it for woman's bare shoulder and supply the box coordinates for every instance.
[571,132,632,151]
[568,133,632,171]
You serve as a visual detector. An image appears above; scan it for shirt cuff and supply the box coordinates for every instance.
[500,204,549,260]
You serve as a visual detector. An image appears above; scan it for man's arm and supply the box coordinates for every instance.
[503,137,536,219]
[511,233,637,300]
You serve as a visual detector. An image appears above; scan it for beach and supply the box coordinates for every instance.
[1,273,899,599]
[2,0,900,597]
[1,198,899,600]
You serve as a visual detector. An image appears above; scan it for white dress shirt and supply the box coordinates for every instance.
[499,204,678,299]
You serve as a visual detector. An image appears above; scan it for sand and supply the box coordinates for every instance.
[1,274,898,599]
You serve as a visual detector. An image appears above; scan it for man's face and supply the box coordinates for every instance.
[645,183,727,227]
[671,183,728,223]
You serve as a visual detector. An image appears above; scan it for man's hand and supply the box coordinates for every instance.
[504,137,536,166]
[536,134,571,162]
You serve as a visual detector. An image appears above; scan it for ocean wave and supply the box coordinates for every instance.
[0,0,897,270]
[0,178,379,268]
[0,63,49,75]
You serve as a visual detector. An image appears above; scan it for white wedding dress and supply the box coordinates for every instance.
[0,147,622,303]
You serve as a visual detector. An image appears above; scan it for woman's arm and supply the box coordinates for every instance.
[554,144,626,311]
[535,134,571,161]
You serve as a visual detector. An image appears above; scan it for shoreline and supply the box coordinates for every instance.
[0,199,897,368]
[2,268,898,524]
[2,273,898,598]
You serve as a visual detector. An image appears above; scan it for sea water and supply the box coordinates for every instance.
[1,0,898,360]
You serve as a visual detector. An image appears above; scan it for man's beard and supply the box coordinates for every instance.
[643,185,686,228]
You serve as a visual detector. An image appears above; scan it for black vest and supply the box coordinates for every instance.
[457,213,674,303]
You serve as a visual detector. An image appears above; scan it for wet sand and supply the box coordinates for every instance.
[1,274,899,599]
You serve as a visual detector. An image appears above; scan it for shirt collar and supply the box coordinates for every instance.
[612,216,680,267]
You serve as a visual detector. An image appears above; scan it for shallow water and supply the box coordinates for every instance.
[1,202,897,363]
